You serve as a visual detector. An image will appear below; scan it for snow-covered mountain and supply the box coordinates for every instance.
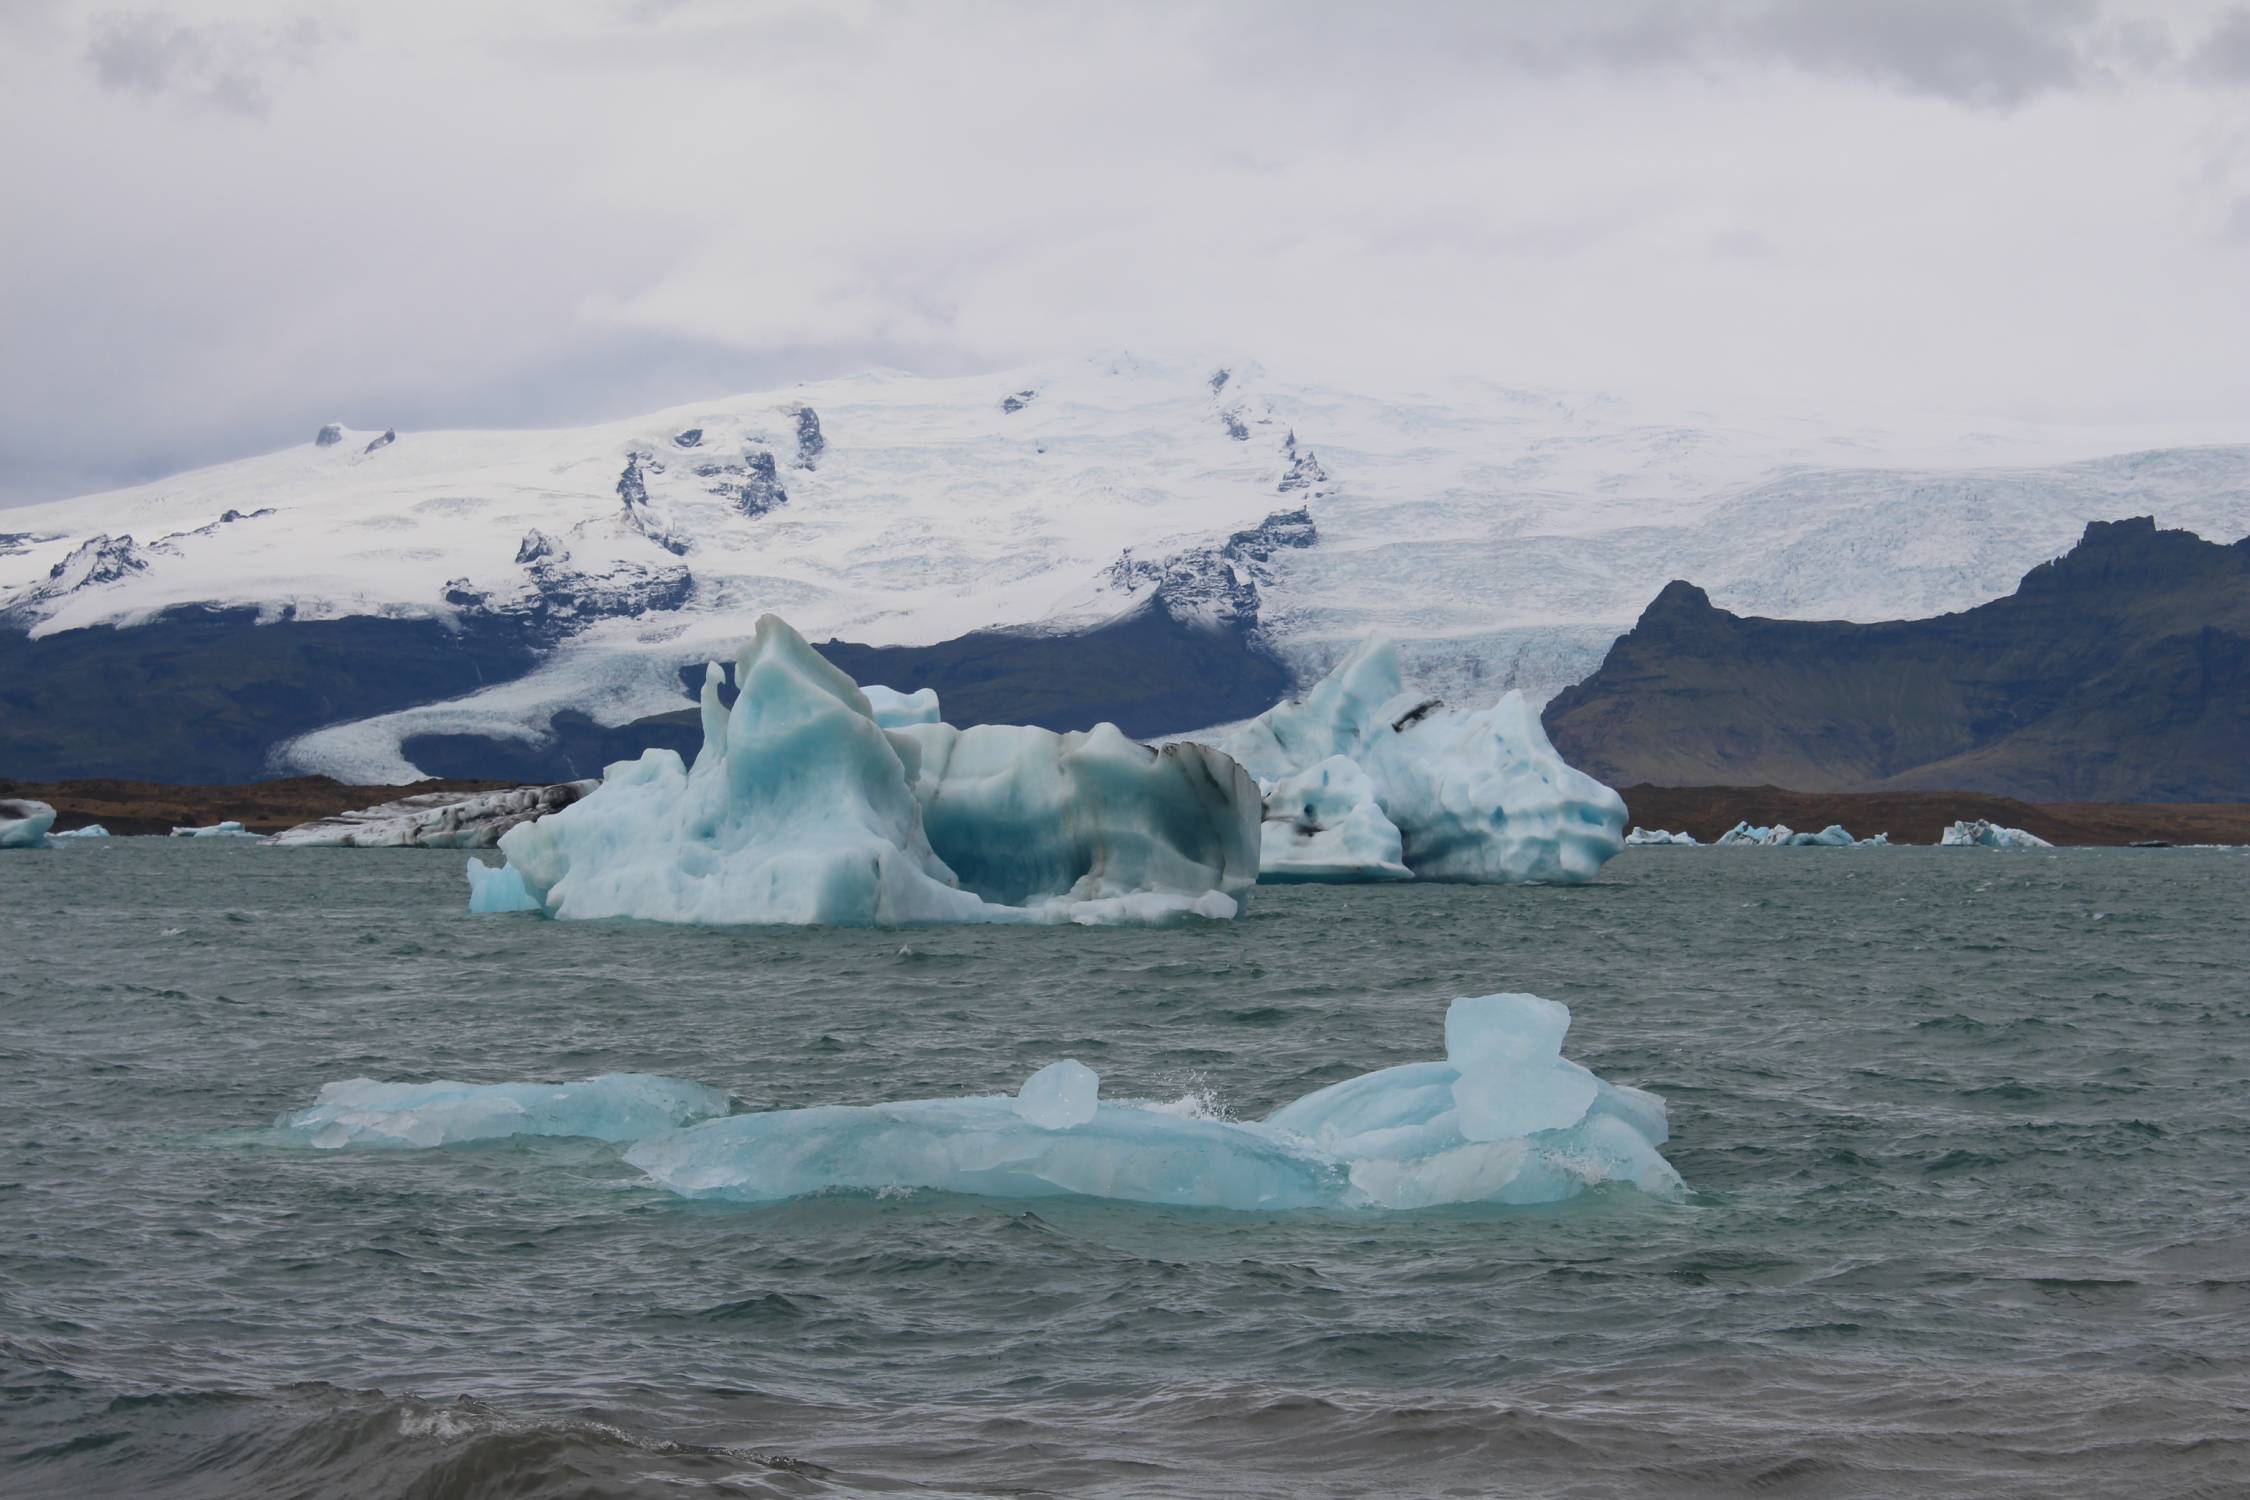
[3,353,2244,783]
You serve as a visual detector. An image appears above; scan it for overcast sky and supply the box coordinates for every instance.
[3,0,2247,505]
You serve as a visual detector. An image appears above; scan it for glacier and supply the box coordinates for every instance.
[625,992,1680,1211]
[0,798,56,849]
[270,780,595,848]
[467,614,1260,926]
[272,1073,733,1149]
[1218,637,1624,884]
[1941,819,2053,849]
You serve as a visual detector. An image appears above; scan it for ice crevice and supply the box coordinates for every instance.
[269,994,1683,1212]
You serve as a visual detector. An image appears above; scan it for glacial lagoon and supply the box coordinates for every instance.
[4,840,2247,1497]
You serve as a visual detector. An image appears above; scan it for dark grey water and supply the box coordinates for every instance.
[3,842,2247,1499]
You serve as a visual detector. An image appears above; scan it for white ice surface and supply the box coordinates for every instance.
[7,354,2242,775]
[863,684,941,729]
[1713,821,1890,847]
[1256,756,1410,883]
[47,824,110,840]
[1624,828,1699,846]
[168,821,259,839]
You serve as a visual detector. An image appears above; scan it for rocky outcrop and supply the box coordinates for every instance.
[315,423,344,447]
[364,429,396,454]
[1543,518,2250,802]
[617,453,690,555]
[1002,389,1037,413]
[1277,430,1328,494]
[1105,506,1318,631]
[794,407,825,469]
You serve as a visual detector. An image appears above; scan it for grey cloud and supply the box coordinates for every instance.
[84,10,332,117]
[1738,0,2099,109]
[2192,8,2250,82]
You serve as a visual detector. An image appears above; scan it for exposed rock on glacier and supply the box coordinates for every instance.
[1625,827,1699,846]
[467,614,1260,926]
[1714,821,1889,847]
[1941,819,2052,849]
[272,1074,732,1149]
[622,992,1680,1211]
[1220,637,1625,884]
[0,798,57,849]
[271,781,596,848]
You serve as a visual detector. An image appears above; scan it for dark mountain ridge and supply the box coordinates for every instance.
[1542,518,2250,802]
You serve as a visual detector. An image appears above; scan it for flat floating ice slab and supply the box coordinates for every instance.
[272,1074,733,1149]
[171,820,260,839]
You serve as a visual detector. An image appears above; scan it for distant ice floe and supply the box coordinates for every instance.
[273,1074,732,1149]
[1218,636,1625,884]
[0,799,57,849]
[1941,819,2052,849]
[269,994,1680,1212]
[48,823,110,840]
[271,782,594,848]
[170,820,260,839]
[1625,827,1699,846]
[1712,821,1890,847]
[466,614,1260,926]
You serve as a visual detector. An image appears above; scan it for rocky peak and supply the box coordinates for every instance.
[314,423,344,447]
[795,407,825,469]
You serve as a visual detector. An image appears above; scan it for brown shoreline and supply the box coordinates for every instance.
[0,776,517,837]
[6,773,2245,847]
[1619,785,2250,847]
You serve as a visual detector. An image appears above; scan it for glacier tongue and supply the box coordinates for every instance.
[470,614,1260,926]
[1219,637,1626,884]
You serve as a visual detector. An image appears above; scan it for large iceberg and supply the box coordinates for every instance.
[625,993,1682,1211]
[1941,819,2053,849]
[0,799,57,849]
[468,615,1260,926]
[1219,637,1625,884]
[272,1073,732,1149]
[271,781,595,848]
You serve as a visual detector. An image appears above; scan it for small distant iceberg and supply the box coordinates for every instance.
[1713,821,1889,848]
[1220,637,1626,885]
[272,1074,733,1149]
[1,798,57,849]
[466,614,1260,926]
[48,823,110,841]
[1625,827,1699,846]
[1941,819,2052,849]
[171,820,260,839]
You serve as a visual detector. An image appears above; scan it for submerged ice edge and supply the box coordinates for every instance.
[267,995,1684,1212]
